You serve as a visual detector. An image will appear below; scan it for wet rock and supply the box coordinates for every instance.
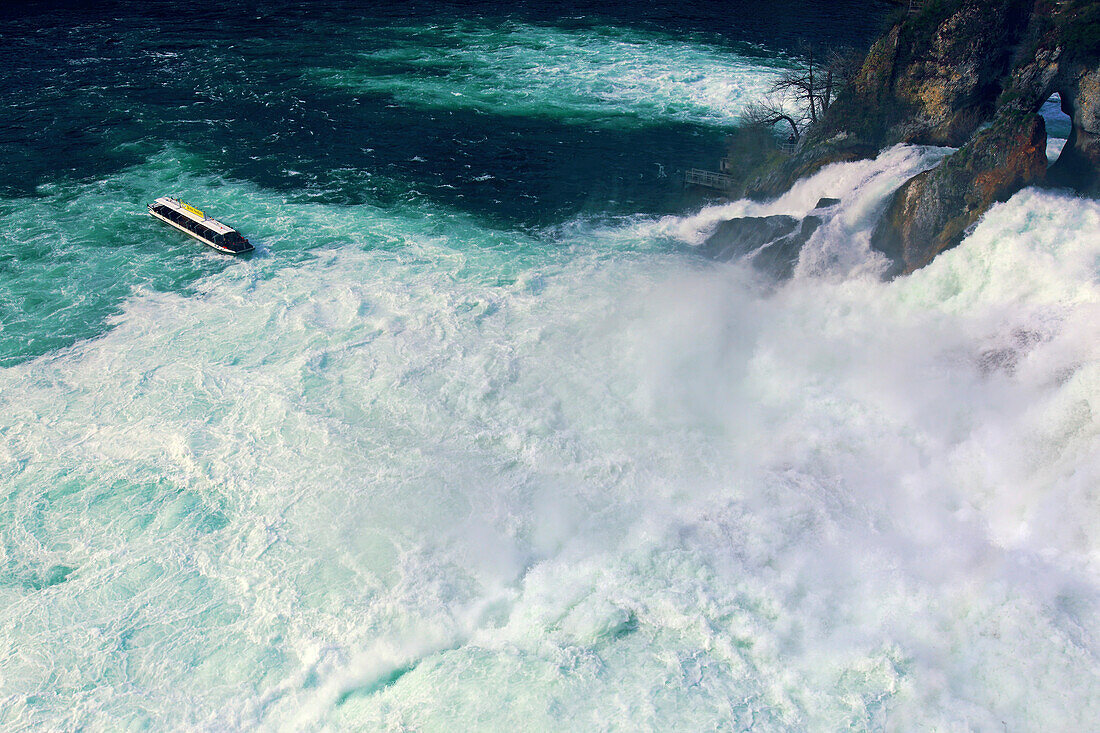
[867,4,1100,275]
[1048,61,1100,194]
[872,113,1047,275]
[701,214,823,279]
[749,216,823,279]
[731,1,1100,274]
[702,215,798,261]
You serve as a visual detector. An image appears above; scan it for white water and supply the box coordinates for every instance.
[2,144,1099,730]
[312,21,788,127]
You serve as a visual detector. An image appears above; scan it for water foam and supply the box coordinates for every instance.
[602,143,953,279]
[312,21,788,128]
[2,146,1099,728]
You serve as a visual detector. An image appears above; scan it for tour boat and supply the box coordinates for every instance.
[147,197,254,254]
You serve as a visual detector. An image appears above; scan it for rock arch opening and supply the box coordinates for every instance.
[1040,93,1072,165]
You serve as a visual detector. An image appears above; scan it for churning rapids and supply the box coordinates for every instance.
[1,2,1098,730]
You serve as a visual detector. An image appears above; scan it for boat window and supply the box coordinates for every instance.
[154,204,246,247]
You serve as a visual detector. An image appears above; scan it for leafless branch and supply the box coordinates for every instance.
[743,97,802,141]
[768,43,861,128]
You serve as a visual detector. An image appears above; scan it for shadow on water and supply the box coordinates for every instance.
[197,86,730,227]
[0,0,895,226]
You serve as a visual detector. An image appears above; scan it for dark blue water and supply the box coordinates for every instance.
[1,0,892,224]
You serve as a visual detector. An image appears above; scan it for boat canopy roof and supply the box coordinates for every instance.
[153,197,235,235]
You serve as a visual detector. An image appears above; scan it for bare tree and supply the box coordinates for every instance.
[773,44,825,125]
[728,44,862,179]
[743,96,802,141]
[762,43,860,134]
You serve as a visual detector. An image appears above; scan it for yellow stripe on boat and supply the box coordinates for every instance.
[181,201,205,219]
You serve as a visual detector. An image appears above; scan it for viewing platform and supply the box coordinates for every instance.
[684,168,735,192]
[777,140,799,155]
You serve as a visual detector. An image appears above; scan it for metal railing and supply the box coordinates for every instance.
[684,168,735,190]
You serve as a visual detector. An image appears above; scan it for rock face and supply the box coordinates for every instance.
[743,0,1036,200]
[872,113,1048,274]
[870,1,1100,274]
[823,0,1032,148]
[1047,60,1100,193]
[739,0,1100,275]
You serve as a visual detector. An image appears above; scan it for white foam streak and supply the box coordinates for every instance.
[313,22,788,127]
[2,155,1100,729]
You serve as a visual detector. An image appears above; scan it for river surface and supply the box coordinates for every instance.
[1,2,1098,730]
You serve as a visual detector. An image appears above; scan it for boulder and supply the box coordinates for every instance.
[702,215,798,262]
[701,214,823,279]
[871,113,1047,275]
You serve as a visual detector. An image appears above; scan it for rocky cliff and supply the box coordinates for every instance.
[871,113,1049,274]
[739,0,1100,275]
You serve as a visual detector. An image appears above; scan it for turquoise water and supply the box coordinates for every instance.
[3,2,1100,730]
[308,21,790,127]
